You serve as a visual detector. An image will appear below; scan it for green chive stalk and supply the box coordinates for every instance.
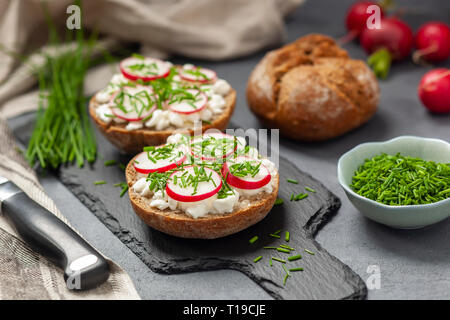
[26,2,97,169]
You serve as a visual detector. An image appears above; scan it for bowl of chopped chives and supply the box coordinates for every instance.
[338,136,450,229]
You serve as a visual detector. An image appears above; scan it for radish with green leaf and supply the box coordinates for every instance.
[360,17,413,78]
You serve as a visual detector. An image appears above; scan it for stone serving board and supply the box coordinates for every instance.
[13,116,367,300]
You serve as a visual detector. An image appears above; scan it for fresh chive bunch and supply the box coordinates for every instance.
[26,9,97,169]
[351,153,450,206]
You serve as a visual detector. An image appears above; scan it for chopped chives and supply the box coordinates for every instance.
[269,258,273,267]
[294,193,308,201]
[287,179,299,184]
[120,185,129,197]
[280,245,294,251]
[93,180,107,185]
[249,236,258,244]
[104,160,117,166]
[282,264,290,276]
[305,186,316,193]
[273,229,282,235]
[263,246,278,249]
[289,268,304,272]
[305,249,315,255]
[285,231,290,242]
[283,274,289,286]
[269,234,281,239]
[277,248,290,253]
[272,257,286,264]
[290,193,295,201]
[274,198,284,205]
[288,255,302,261]
[118,163,126,170]
[253,256,262,263]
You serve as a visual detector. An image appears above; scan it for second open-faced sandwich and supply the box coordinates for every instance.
[89,55,236,153]
[125,132,279,239]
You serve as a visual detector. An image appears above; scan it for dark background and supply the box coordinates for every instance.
[11,0,450,299]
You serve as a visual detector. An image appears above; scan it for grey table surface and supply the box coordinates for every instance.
[16,0,450,299]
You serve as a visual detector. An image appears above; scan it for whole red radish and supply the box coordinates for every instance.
[414,22,450,63]
[360,17,413,78]
[344,1,384,41]
[418,68,450,113]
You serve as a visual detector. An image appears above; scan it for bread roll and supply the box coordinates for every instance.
[247,34,379,141]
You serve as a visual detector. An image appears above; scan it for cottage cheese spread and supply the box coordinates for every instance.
[95,62,231,131]
[131,134,277,218]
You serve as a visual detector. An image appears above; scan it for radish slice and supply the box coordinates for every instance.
[222,156,271,190]
[120,57,171,81]
[179,66,217,83]
[133,145,187,174]
[110,86,156,121]
[190,132,239,161]
[166,166,222,202]
[167,89,207,114]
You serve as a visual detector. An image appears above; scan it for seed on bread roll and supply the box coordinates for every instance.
[246,34,379,141]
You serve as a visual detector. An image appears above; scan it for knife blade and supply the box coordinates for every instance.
[0,176,110,290]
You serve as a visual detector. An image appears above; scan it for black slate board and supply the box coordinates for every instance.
[13,116,366,300]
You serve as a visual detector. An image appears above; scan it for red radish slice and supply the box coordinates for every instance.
[167,89,207,114]
[166,166,222,202]
[179,66,217,83]
[133,147,187,174]
[110,86,156,121]
[222,156,271,190]
[190,132,238,161]
[120,57,171,82]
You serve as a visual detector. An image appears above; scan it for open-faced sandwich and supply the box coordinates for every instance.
[125,132,279,239]
[89,55,236,153]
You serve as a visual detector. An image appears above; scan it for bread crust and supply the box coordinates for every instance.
[89,89,236,154]
[246,34,379,141]
[125,155,279,239]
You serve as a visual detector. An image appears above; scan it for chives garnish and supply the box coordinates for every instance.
[263,246,278,250]
[289,268,304,272]
[285,231,290,242]
[280,245,294,251]
[288,255,302,261]
[269,258,273,267]
[290,193,295,201]
[269,233,281,239]
[253,256,262,263]
[118,163,126,170]
[273,229,282,235]
[282,264,290,276]
[93,180,107,185]
[104,160,117,166]
[287,179,299,184]
[305,249,315,255]
[277,248,290,253]
[120,185,129,197]
[272,257,286,264]
[249,236,258,244]
[283,274,289,286]
[305,187,316,193]
[274,198,284,205]
[294,193,308,201]
[350,153,450,205]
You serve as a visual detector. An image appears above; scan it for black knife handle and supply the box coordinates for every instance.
[2,191,110,290]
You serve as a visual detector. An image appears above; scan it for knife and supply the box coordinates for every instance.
[0,175,110,290]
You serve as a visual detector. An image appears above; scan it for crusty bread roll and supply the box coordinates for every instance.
[89,89,236,154]
[125,155,279,239]
[247,34,379,141]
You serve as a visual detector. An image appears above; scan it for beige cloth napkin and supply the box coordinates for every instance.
[0,116,140,299]
[0,0,304,299]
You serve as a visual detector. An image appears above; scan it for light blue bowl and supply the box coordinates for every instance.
[338,136,450,229]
